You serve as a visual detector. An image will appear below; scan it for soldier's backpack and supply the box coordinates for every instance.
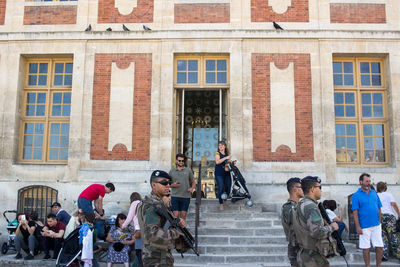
[281,201,297,247]
[292,200,338,258]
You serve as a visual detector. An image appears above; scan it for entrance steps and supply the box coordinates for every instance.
[174,199,400,267]
[1,199,399,266]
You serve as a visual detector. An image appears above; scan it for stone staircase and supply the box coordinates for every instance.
[1,198,399,266]
[174,199,400,267]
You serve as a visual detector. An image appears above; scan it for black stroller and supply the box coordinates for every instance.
[1,210,18,254]
[224,161,253,207]
[56,228,82,267]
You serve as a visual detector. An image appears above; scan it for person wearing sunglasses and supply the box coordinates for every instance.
[138,170,185,267]
[169,153,196,222]
[292,176,338,267]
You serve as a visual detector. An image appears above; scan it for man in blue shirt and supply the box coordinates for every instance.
[50,202,71,226]
[352,173,383,267]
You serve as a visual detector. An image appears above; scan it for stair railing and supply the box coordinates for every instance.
[194,162,202,252]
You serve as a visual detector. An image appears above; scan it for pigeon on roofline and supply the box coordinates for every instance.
[273,22,283,30]
[123,24,130,31]
[84,24,92,31]
[143,25,151,31]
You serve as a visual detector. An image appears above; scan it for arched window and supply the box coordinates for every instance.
[17,185,58,221]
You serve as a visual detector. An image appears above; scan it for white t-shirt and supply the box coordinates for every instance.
[378,191,398,218]
[326,209,337,221]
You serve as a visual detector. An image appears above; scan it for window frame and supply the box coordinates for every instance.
[334,57,389,166]
[174,54,230,88]
[19,58,73,164]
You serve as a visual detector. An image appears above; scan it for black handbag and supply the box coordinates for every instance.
[396,219,400,232]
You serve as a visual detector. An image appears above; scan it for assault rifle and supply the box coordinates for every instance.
[155,202,200,257]
[318,202,350,267]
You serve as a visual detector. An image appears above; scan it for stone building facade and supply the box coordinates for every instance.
[1,0,400,226]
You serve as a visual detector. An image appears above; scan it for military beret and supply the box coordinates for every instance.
[150,170,172,181]
[286,177,301,185]
[301,176,321,183]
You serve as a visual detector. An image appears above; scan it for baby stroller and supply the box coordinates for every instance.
[1,210,18,254]
[224,161,253,207]
[56,228,82,267]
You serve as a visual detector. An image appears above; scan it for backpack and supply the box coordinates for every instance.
[281,201,297,246]
[292,200,337,258]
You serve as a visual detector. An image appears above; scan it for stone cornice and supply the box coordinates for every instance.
[0,29,398,42]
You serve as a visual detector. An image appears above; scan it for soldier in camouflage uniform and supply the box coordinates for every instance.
[138,170,185,267]
[293,176,338,267]
[281,177,304,267]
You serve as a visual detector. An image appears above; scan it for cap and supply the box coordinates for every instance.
[50,202,61,208]
[301,176,321,183]
[150,170,172,181]
[286,177,301,185]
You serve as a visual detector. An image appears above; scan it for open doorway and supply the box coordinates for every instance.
[175,89,228,198]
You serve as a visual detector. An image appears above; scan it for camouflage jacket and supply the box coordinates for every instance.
[281,199,297,246]
[294,196,333,250]
[139,192,181,251]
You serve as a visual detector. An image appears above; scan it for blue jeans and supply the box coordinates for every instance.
[337,221,346,238]
[215,173,231,204]
[95,219,105,240]
[77,198,94,213]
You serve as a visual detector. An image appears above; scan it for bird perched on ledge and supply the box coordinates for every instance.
[123,24,130,31]
[143,25,151,31]
[84,24,92,32]
[273,22,283,30]
[106,27,112,31]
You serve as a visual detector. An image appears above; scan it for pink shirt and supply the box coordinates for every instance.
[122,200,141,230]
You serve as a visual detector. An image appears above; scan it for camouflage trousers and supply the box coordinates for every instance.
[288,244,300,267]
[297,248,329,267]
[382,213,400,260]
[142,246,174,267]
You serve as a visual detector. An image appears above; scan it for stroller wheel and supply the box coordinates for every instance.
[221,193,228,200]
[246,200,253,207]
[1,242,8,254]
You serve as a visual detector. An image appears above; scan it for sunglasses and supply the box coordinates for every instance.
[177,160,185,162]
[313,185,322,189]
[154,180,172,186]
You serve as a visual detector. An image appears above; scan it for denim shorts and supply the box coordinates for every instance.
[171,197,190,212]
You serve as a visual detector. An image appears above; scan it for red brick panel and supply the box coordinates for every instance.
[174,4,230,23]
[91,54,152,161]
[330,3,386,24]
[98,0,153,23]
[251,0,308,22]
[24,6,77,25]
[0,0,6,25]
[252,54,314,162]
